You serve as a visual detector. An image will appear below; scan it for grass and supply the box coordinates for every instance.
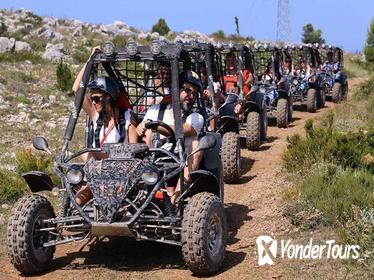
[282,72,374,272]
[0,51,44,64]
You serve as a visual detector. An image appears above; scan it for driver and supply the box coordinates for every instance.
[136,70,204,204]
[322,50,339,72]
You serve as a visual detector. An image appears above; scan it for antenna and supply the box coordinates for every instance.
[276,0,291,43]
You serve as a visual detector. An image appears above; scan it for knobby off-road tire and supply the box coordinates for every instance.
[332,82,342,103]
[316,88,326,108]
[342,82,349,101]
[276,98,289,128]
[287,97,293,123]
[260,107,268,141]
[7,194,56,275]
[246,111,261,150]
[221,132,240,183]
[182,192,227,276]
[306,88,317,113]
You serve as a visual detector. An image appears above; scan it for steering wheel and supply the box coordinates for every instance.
[144,121,176,152]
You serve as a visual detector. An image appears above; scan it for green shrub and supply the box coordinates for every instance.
[151,18,170,36]
[15,148,59,186]
[72,44,90,64]
[0,21,8,36]
[0,169,27,203]
[211,30,226,40]
[56,59,73,91]
[299,167,374,224]
[0,51,43,64]
[112,35,128,49]
[283,116,374,175]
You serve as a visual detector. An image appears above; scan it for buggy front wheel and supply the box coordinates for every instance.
[221,132,240,183]
[276,98,289,128]
[306,88,317,113]
[7,194,56,275]
[332,82,342,103]
[181,192,227,276]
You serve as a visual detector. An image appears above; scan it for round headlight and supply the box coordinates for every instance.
[150,40,161,55]
[66,166,84,185]
[292,79,299,86]
[141,165,159,185]
[102,41,115,57]
[126,40,138,56]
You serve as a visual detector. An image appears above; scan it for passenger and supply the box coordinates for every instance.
[283,57,293,75]
[198,63,224,131]
[198,63,224,107]
[146,62,171,106]
[294,58,311,77]
[72,49,138,206]
[223,52,253,114]
[223,52,253,96]
[136,71,204,204]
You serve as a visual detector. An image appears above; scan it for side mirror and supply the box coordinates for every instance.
[189,134,216,158]
[32,137,51,154]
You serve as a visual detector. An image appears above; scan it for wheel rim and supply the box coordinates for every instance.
[207,212,223,257]
[32,212,52,263]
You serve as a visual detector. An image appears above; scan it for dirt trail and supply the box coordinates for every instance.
[0,78,364,280]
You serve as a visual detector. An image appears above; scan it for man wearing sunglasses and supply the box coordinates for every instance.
[136,71,204,204]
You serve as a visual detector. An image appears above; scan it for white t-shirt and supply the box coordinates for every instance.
[92,110,132,147]
[143,104,204,147]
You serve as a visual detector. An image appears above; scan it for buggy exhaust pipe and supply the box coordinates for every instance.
[90,222,135,237]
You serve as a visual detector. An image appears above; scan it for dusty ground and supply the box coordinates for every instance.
[0,78,367,280]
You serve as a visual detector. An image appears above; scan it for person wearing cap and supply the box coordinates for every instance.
[136,70,204,204]
[322,51,339,72]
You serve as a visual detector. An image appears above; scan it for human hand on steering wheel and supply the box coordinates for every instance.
[144,121,176,152]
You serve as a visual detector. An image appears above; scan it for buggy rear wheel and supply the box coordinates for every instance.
[181,192,226,276]
[221,132,240,183]
[7,194,56,275]
[246,111,261,150]
[306,88,317,113]
[332,82,342,103]
[276,98,289,128]
[316,88,326,108]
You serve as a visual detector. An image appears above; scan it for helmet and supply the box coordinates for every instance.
[87,76,119,102]
[180,70,202,91]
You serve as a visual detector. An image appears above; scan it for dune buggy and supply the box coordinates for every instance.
[7,41,226,276]
[251,44,292,129]
[316,44,348,103]
[179,41,241,183]
[214,43,268,153]
[283,44,324,112]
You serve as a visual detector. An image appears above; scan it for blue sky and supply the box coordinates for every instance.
[0,0,373,52]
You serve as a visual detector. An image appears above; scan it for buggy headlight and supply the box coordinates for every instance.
[292,79,299,86]
[141,165,159,185]
[150,40,161,55]
[103,41,115,57]
[66,165,84,185]
[259,87,266,94]
[126,40,138,56]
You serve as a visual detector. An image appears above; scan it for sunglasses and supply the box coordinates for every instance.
[181,86,196,95]
[90,95,103,103]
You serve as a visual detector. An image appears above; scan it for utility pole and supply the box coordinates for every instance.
[235,16,240,37]
[276,0,291,43]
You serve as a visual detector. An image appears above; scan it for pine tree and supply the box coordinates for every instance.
[301,23,325,44]
[56,59,73,92]
[364,18,374,65]
[151,18,170,36]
